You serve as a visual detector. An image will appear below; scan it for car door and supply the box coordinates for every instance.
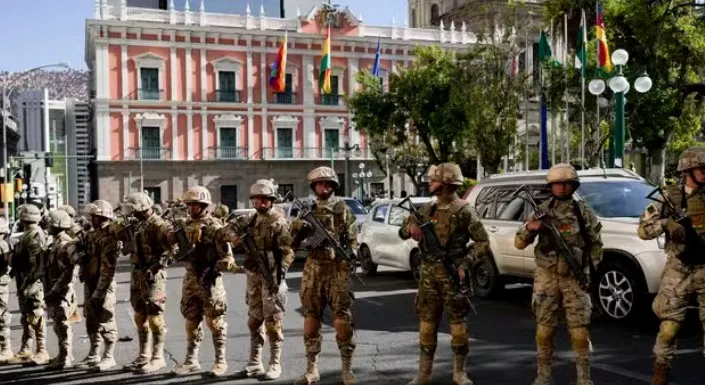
[381,204,414,269]
[365,203,391,264]
[480,186,529,276]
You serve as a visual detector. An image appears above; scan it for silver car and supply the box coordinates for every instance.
[466,168,667,322]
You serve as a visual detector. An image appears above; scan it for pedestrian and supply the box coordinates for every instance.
[43,210,79,370]
[638,146,705,385]
[76,200,119,371]
[291,167,358,385]
[222,179,294,380]
[515,163,603,385]
[400,163,490,385]
[172,186,238,377]
[121,192,176,374]
[0,218,13,364]
[8,204,49,365]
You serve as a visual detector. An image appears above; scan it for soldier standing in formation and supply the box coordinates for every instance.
[638,147,705,385]
[58,205,83,238]
[43,210,79,370]
[292,167,358,385]
[222,179,294,380]
[400,163,490,385]
[515,164,603,385]
[9,204,49,365]
[0,218,12,363]
[121,192,176,374]
[78,200,119,371]
[172,186,237,377]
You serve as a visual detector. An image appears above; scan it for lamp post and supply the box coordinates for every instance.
[352,162,373,202]
[1,62,70,221]
[339,139,361,197]
[588,49,652,168]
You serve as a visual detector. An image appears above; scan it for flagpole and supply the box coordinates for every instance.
[563,13,569,164]
[524,24,530,171]
[580,10,586,169]
[550,19,555,166]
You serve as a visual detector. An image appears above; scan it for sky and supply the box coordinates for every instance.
[0,0,408,72]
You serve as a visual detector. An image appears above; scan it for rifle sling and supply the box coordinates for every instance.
[571,200,599,280]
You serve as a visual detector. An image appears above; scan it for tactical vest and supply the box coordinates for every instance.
[665,184,705,242]
[423,201,472,261]
[132,214,167,268]
[46,232,73,285]
[308,198,349,259]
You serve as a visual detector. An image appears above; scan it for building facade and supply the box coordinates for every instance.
[66,99,95,208]
[86,0,476,208]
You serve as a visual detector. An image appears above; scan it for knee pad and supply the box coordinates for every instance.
[303,316,321,340]
[333,317,354,341]
[206,315,227,332]
[658,320,680,343]
[568,327,590,351]
[26,314,39,327]
[148,315,167,334]
[134,312,148,327]
[536,324,556,346]
[265,319,280,334]
[450,323,469,346]
[419,321,437,346]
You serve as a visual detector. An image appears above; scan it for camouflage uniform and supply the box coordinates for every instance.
[400,163,490,385]
[58,205,83,238]
[221,179,294,380]
[122,192,176,374]
[0,218,13,363]
[515,164,603,385]
[638,147,705,385]
[292,167,358,385]
[8,205,49,365]
[173,186,236,377]
[213,204,229,224]
[43,210,80,369]
[78,200,119,371]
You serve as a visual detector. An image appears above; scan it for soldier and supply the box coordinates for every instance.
[43,210,79,369]
[222,180,294,380]
[638,147,705,385]
[213,203,229,224]
[76,200,119,371]
[8,204,49,365]
[0,218,12,364]
[121,192,175,374]
[58,205,83,238]
[291,167,358,385]
[400,163,490,385]
[515,163,603,385]
[172,186,237,377]
[151,203,164,217]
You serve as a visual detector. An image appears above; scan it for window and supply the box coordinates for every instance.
[345,199,368,215]
[276,128,293,158]
[370,183,385,197]
[145,187,161,204]
[277,184,294,200]
[498,197,525,221]
[324,129,339,158]
[141,126,161,159]
[219,127,238,158]
[275,74,295,104]
[388,206,409,226]
[430,3,440,26]
[322,75,340,105]
[577,180,655,218]
[217,71,237,102]
[140,68,160,100]
[473,187,498,219]
[372,204,389,223]
[411,9,416,28]
[220,185,238,210]
[532,42,540,84]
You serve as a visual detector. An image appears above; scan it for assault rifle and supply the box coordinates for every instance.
[289,194,365,286]
[396,197,477,316]
[647,186,705,265]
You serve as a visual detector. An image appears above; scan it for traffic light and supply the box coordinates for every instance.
[45,152,53,168]
[23,164,31,189]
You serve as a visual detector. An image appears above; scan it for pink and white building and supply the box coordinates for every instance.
[86,0,476,208]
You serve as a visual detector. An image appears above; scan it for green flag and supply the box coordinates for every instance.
[575,9,587,75]
[539,30,560,67]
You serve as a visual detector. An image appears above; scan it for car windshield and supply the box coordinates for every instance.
[577,180,656,218]
[345,199,368,215]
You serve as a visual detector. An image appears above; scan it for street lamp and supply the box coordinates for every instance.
[588,49,652,168]
[2,62,70,221]
[352,162,373,201]
[339,139,362,197]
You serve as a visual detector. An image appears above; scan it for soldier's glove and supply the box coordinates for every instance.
[217,258,240,274]
[45,290,61,306]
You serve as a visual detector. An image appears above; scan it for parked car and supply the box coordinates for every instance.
[276,196,369,231]
[357,197,434,281]
[465,168,666,322]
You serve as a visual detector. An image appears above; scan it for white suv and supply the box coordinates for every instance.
[466,168,667,322]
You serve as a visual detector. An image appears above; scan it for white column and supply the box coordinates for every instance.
[122,110,129,157]
[349,113,360,147]
[170,47,177,101]
[302,54,314,105]
[391,59,397,75]
[121,44,128,99]
[100,112,111,160]
[201,109,207,159]
[200,48,207,101]
[171,107,178,160]
[304,110,315,149]
[246,37,253,103]
[260,51,268,148]
[347,57,359,93]
[186,111,193,160]
[185,48,193,101]
[96,44,107,98]
[247,112,255,156]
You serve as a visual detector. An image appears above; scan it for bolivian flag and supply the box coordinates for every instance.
[596,3,612,73]
[269,32,287,92]
[319,26,332,94]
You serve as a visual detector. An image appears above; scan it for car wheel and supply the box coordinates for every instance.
[409,250,422,283]
[472,256,502,298]
[358,245,378,276]
[596,260,642,322]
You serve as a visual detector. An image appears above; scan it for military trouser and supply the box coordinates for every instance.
[84,281,118,357]
[49,287,78,363]
[16,278,46,358]
[128,268,168,371]
[0,276,11,359]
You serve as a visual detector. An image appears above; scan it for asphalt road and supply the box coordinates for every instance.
[1,258,704,385]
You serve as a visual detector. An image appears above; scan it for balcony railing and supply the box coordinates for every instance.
[257,146,371,160]
[273,92,297,104]
[321,94,342,106]
[138,89,164,100]
[207,146,248,159]
[215,90,242,103]
[125,147,172,160]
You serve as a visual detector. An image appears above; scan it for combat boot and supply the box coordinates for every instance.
[531,361,552,385]
[340,350,356,385]
[532,325,555,385]
[236,331,265,378]
[8,341,34,365]
[173,343,201,375]
[76,338,101,368]
[649,362,670,385]
[451,354,473,385]
[293,355,320,385]
[407,354,433,385]
[263,341,283,380]
[123,327,150,371]
[93,340,116,371]
[0,340,13,364]
[138,330,166,374]
[30,321,50,366]
[208,341,228,377]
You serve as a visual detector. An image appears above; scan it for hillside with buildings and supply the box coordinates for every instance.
[0,69,89,101]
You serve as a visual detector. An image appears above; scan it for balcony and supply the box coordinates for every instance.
[137,89,164,100]
[321,94,342,106]
[125,147,172,160]
[273,92,297,104]
[207,146,248,159]
[256,147,372,160]
[215,90,242,103]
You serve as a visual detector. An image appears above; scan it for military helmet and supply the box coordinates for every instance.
[87,200,114,219]
[182,186,212,205]
[59,205,76,218]
[0,218,9,234]
[48,210,73,230]
[677,146,705,172]
[250,179,278,200]
[213,203,229,218]
[123,192,154,215]
[546,163,580,186]
[19,204,42,223]
[307,167,339,189]
[151,204,163,216]
[428,163,464,185]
